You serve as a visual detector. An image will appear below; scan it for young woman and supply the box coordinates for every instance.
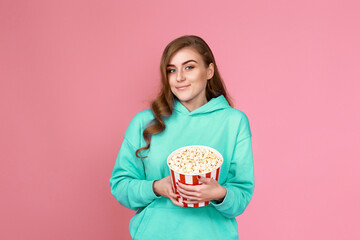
[110,35,254,239]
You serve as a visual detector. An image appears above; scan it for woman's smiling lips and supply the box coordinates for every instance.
[176,84,190,90]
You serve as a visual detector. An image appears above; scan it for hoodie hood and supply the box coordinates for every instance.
[173,95,230,116]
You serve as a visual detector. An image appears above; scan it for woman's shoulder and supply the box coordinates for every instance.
[223,106,250,122]
[222,107,252,137]
[131,108,154,123]
[127,109,154,131]
[224,107,252,139]
[123,109,154,146]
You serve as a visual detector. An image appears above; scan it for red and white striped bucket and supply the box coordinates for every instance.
[167,145,223,207]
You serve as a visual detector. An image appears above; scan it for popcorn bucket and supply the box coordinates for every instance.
[167,145,223,207]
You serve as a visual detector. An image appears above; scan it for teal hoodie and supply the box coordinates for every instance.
[110,95,254,240]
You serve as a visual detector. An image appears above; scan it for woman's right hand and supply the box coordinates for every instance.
[153,176,182,207]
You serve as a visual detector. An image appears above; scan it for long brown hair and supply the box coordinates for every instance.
[135,35,232,158]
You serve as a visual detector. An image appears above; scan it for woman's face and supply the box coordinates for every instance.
[167,47,214,112]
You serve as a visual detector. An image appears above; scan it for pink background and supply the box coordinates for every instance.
[1,0,359,239]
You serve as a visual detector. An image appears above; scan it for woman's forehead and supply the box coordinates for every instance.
[168,48,202,65]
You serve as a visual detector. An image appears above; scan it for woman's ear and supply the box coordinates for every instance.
[207,63,215,80]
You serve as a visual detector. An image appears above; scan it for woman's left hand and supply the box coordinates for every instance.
[176,176,227,204]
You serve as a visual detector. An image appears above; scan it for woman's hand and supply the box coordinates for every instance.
[153,176,183,207]
[177,176,227,204]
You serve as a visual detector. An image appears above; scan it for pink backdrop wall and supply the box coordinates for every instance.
[1,0,359,239]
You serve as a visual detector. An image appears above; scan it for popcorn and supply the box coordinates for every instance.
[167,146,223,174]
[167,145,224,207]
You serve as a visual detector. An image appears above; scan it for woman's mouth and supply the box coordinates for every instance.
[176,84,190,90]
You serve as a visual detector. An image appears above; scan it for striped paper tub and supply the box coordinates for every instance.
[167,145,223,207]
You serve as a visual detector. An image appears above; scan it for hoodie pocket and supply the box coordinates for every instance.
[133,206,237,240]
[130,207,153,240]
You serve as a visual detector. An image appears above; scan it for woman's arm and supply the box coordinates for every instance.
[210,135,254,218]
[109,138,160,211]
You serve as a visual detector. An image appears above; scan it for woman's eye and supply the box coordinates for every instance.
[167,69,175,73]
[186,66,194,70]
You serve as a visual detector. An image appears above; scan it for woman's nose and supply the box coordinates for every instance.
[176,70,185,82]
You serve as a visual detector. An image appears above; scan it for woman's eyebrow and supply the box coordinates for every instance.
[167,59,198,67]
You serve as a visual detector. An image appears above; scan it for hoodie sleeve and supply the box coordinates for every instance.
[109,112,160,211]
[210,113,254,218]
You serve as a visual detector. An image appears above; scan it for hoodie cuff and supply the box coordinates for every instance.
[143,180,162,203]
[210,187,233,212]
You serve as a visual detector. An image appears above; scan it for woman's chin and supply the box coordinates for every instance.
[177,97,194,103]
[174,93,192,102]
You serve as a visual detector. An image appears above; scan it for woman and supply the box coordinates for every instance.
[110,35,254,239]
